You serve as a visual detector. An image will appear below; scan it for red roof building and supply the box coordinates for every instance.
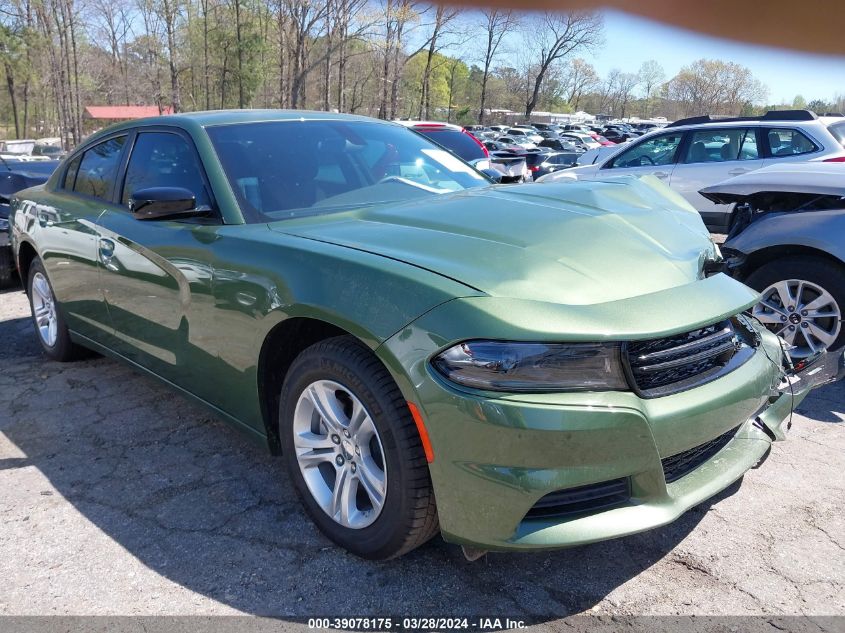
[84,105,174,120]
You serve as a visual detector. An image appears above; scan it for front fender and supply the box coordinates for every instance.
[725,209,845,265]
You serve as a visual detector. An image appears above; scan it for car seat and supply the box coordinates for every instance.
[689,141,708,162]
[768,131,783,155]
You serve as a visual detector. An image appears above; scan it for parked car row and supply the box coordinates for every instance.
[538,110,845,231]
[0,137,67,161]
[398,120,582,184]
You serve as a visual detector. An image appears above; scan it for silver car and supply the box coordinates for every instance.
[702,162,845,357]
[539,110,845,232]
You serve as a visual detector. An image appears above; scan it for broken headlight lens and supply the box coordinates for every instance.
[431,340,628,392]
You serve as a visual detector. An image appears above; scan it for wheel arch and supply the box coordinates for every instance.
[256,314,410,456]
[16,239,38,289]
[736,244,845,281]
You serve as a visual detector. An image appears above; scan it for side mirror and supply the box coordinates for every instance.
[129,187,210,221]
[479,168,503,183]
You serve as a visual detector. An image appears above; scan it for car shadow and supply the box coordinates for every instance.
[0,328,741,620]
[0,313,42,360]
[795,380,845,423]
[0,280,23,295]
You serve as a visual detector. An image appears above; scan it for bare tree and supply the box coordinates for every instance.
[476,8,514,124]
[521,10,602,118]
[667,59,767,117]
[333,0,368,112]
[613,70,639,118]
[638,59,664,117]
[416,4,460,120]
[561,57,598,111]
[284,0,328,108]
[389,0,420,118]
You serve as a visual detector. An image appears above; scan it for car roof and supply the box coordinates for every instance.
[665,110,835,132]
[78,109,396,147]
[699,162,845,202]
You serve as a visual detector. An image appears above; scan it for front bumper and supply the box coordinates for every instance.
[382,315,819,551]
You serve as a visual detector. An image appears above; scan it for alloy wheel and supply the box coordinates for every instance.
[292,379,387,529]
[31,271,58,347]
[753,279,841,358]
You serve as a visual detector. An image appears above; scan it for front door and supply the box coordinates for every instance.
[597,131,684,184]
[97,129,221,393]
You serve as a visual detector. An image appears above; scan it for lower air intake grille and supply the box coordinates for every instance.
[625,317,756,397]
[525,478,630,519]
[662,426,740,484]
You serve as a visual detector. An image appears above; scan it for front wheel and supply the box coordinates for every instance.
[745,256,845,358]
[279,336,438,559]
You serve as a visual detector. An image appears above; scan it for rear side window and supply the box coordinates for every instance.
[827,121,845,148]
[62,155,81,189]
[414,128,486,162]
[551,154,577,166]
[765,128,818,157]
[73,136,127,200]
[683,128,758,163]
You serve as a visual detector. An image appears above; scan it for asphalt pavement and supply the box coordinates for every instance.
[1,284,844,625]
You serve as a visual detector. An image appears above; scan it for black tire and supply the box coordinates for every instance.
[0,246,14,289]
[26,258,87,362]
[745,256,845,353]
[279,335,438,559]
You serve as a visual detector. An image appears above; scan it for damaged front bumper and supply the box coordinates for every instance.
[781,345,845,390]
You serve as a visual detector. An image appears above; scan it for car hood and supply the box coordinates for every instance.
[270,176,716,306]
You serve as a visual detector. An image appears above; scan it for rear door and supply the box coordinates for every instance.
[668,127,764,231]
[32,134,128,344]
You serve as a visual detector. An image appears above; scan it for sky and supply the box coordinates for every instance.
[594,10,845,104]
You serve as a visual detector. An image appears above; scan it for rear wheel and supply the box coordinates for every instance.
[26,258,86,361]
[279,335,438,559]
[745,256,845,358]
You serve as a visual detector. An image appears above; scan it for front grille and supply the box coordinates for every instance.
[625,317,756,397]
[662,426,740,483]
[525,478,630,519]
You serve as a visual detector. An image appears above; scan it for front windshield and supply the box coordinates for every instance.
[206,120,488,222]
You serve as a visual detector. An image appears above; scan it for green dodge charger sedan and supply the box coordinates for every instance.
[8,111,837,559]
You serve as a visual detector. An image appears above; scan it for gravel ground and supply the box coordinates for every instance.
[1,283,844,624]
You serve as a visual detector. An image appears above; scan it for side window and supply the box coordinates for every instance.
[607,133,682,168]
[62,155,81,190]
[766,128,818,157]
[683,128,758,164]
[122,132,210,208]
[73,136,126,200]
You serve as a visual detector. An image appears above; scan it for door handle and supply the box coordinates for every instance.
[653,171,669,179]
[98,238,115,263]
[728,168,750,176]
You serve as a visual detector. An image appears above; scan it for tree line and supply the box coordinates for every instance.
[0,0,841,146]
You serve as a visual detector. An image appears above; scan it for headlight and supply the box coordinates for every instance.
[431,340,628,392]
